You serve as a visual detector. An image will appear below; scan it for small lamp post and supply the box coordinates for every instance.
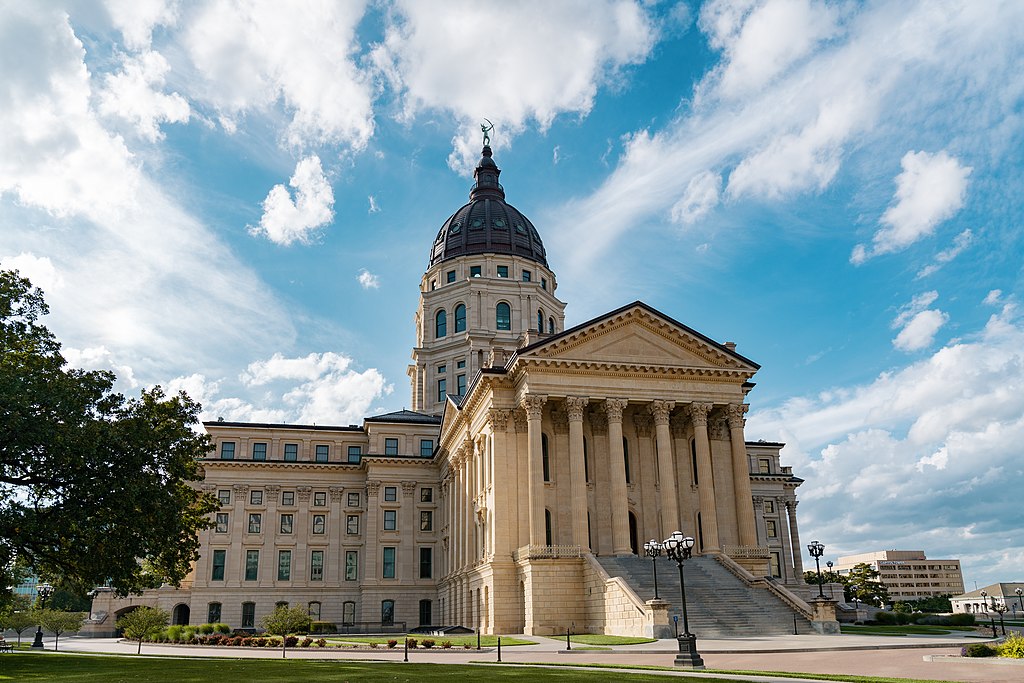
[850,584,860,610]
[992,601,1007,636]
[1016,587,1023,614]
[664,531,703,669]
[643,539,663,600]
[826,561,834,598]
[980,590,988,612]
[31,583,54,649]
[807,540,826,599]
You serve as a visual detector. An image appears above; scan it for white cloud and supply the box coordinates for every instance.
[181,0,374,149]
[853,150,972,263]
[357,269,379,289]
[250,156,334,245]
[103,0,178,51]
[372,0,658,172]
[0,252,64,293]
[63,345,139,389]
[983,290,1003,306]
[916,228,973,278]
[368,195,380,214]
[893,309,948,352]
[98,50,190,141]
[671,170,721,225]
[892,290,938,328]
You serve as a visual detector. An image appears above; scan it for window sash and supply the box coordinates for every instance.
[278,550,291,580]
[382,547,396,578]
[310,551,324,581]
[345,551,358,581]
[245,550,259,581]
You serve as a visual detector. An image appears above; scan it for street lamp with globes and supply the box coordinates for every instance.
[807,540,826,598]
[1016,587,1023,615]
[643,539,663,600]
[663,531,703,669]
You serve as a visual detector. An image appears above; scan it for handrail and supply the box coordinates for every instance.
[513,544,582,561]
[714,553,813,619]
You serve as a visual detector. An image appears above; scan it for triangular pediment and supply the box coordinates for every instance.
[518,302,758,373]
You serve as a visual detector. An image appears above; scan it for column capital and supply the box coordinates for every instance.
[366,480,381,497]
[786,499,799,511]
[752,495,764,509]
[265,484,281,494]
[604,397,628,423]
[550,407,569,435]
[329,486,345,502]
[232,484,250,494]
[401,481,417,496]
[521,394,547,420]
[648,400,675,426]
[727,403,749,429]
[633,412,653,437]
[670,416,688,439]
[487,408,512,432]
[513,407,528,432]
[564,396,589,422]
[589,407,608,435]
[200,484,217,493]
[687,402,713,426]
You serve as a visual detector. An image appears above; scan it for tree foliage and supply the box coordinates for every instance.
[117,606,170,654]
[0,596,36,645]
[803,562,889,606]
[36,608,86,651]
[0,269,218,597]
[261,605,312,658]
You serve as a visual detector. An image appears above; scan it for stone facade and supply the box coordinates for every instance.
[88,144,806,637]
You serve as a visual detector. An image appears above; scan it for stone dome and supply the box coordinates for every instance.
[429,146,548,268]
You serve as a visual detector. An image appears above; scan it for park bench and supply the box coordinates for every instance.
[0,641,14,653]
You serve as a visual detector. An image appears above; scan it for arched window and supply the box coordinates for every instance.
[454,304,466,332]
[435,309,447,338]
[496,302,511,330]
[548,317,555,334]
[381,599,395,626]
[542,433,550,481]
[544,509,553,546]
[537,308,544,333]
[307,601,321,621]
[623,436,631,483]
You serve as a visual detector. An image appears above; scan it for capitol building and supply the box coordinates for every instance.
[89,143,815,637]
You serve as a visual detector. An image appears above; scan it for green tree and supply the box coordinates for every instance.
[0,595,35,646]
[36,608,85,651]
[261,605,312,658]
[0,270,218,598]
[803,569,844,586]
[116,606,169,654]
[844,563,890,606]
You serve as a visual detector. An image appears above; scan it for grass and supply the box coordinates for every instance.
[839,624,976,636]
[0,654,745,682]
[566,635,655,645]
[325,634,536,647]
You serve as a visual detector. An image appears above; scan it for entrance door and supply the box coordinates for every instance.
[628,511,639,555]
[172,603,190,626]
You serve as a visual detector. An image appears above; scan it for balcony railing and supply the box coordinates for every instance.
[513,544,582,561]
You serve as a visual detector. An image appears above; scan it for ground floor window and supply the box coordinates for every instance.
[308,601,321,621]
[343,601,356,626]
[419,599,432,627]
[381,600,395,626]
[207,602,221,623]
[241,602,255,628]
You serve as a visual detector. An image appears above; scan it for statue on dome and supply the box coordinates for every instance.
[481,118,494,147]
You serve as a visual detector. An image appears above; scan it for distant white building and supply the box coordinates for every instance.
[834,550,963,602]
[951,583,1024,616]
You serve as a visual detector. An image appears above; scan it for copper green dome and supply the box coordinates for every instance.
[429,146,548,268]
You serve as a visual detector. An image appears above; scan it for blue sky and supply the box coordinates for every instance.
[2,1,1022,591]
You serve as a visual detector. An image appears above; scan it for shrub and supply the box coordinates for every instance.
[300,637,313,648]
[310,621,336,634]
[949,613,975,626]
[873,611,897,625]
[205,634,223,646]
[964,643,997,657]
[421,639,435,649]
[1000,633,1024,659]
[316,638,326,648]
[387,639,398,649]
[166,625,183,642]
[215,623,231,634]
[441,640,452,649]
[369,642,378,648]
[406,638,418,649]
[198,623,214,635]
[285,635,299,647]
[463,643,471,649]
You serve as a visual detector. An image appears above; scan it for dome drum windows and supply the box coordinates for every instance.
[435,309,447,338]
[454,304,466,333]
[496,302,511,331]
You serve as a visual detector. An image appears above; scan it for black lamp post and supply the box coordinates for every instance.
[1016,587,1023,614]
[850,584,860,610]
[992,601,1007,636]
[31,583,53,649]
[664,530,703,669]
[643,539,663,600]
[807,540,826,598]
[980,589,988,612]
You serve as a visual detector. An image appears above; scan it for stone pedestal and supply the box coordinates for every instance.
[810,597,841,635]
[673,633,705,669]
[645,599,673,639]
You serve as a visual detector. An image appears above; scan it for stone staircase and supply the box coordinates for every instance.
[597,554,815,637]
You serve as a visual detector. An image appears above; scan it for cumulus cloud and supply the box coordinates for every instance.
[0,252,64,293]
[852,150,972,264]
[250,156,334,245]
[63,345,139,389]
[747,304,1024,585]
[357,269,379,289]
[103,0,179,51]
[671,170,721,225]
[98,50,190,141]
[891,291,947,352]
[372,0,658,172]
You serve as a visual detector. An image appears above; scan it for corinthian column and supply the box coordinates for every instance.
[649,400,678,540]
[521,394,547,546]
[605,398,632,555]
[786,500,804,576]
[565,396,589,549]
[688,402,720,552]
[727,404,758,547]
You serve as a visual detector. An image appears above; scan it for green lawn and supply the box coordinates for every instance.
[839,624,976,636]
[567,634,655,645]
[0,654,743,682]
[325,634,536,647]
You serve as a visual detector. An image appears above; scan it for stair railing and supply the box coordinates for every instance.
[713,553,813,621]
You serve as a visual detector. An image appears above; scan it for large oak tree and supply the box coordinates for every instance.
[1,269,218,597]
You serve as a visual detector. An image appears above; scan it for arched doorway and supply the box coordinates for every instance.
[172,603,190,626]
[628,511,639,555]
[113,606,139,636]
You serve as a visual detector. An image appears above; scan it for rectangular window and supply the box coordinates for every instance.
[283,443,298,462]
[420,487,433,503]
[382,547,396,578]
[215,513,229,533]
[217,489,231,505]
[497,265,508,278]
[281,491,295,506]
[437,364,446,373]
[310,550,324,581]
[383,509,397,530]
[456,374,466,396]
[345,550,358,581]
[770,551,782,578]
[245,549,259,581]
[315,445,329,463]
[347,514,359,535]
[766,520,778,538]
[420,439,434,457]
[219,442,235,460]
[470,265,482,277]
[384,438,398,455]
[208,603,221,623]
[437,378,446,401]
[764,500,775,514]
[419,547,433,579]
[347,445,361,463]
[312,514,326,534]
[456,359,466,369]
[307,601,321,620]
[446,270,456,283]
[522,270,531,282]
[250,490,263,505]
[420,510,433,531]
[280,514,293,534]
[278,550,291,580]
[384,486,397,501]
[541,277,547,290]
[252,442,267,460]
[211,550,226,581]
[347,492,360,507]
[241,602,255,628]
[248,513,262,534]
[313,491,327,507]
[758,458,771,474]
